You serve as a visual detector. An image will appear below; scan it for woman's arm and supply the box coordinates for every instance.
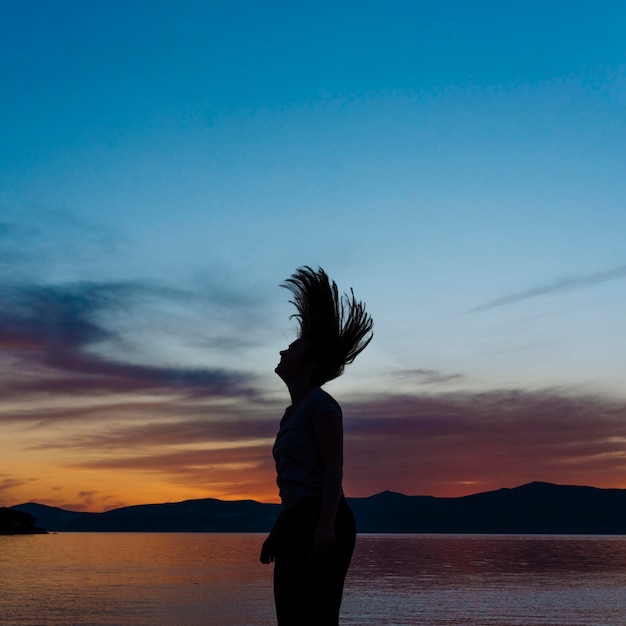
[312,410,344,558]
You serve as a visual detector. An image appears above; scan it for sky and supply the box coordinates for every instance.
[1,0,626,512]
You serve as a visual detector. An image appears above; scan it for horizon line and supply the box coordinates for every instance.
[9,480,619,513]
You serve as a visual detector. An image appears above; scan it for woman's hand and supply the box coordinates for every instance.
[260,535,276,564]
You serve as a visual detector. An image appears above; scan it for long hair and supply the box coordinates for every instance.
[282,266,373,386]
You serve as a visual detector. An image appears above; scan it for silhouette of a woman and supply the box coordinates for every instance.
[260,267,373,625]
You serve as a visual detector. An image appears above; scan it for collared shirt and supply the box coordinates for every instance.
[273,387,342,510]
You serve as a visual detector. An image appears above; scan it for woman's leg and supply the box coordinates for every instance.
[273,497,356,625]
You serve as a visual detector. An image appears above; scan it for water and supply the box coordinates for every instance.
[2,533,626,625]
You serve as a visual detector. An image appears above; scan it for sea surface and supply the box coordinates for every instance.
[2,533,626,625]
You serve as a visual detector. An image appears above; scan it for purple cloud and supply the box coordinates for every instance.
[0,280,259,400]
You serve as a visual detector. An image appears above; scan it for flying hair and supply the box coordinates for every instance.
[282,266,373,386]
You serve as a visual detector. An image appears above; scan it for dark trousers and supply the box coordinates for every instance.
[273,496,356,626]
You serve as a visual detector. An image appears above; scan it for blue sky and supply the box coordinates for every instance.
[1,0,626,510]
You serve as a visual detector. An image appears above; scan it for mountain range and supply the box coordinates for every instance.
[12,482,626,534]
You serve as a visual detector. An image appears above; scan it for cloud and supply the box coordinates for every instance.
[19,384,626,503]
[340,388,626,496]
[0,476,30,493]
[392,368,465,385]
[77,491,98,506]
[473,264,626,311]
[0,279,261,401]
[26,415,278,449]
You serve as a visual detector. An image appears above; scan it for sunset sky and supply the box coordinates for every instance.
[2,0,626,512]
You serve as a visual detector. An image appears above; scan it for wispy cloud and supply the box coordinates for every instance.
[342,389,626,496]
[13,385,626,506]
[26,415,278,449]
[0,476,30,493]
[392,368,464,385]
[0,279,261,401]
[473,264,626,311]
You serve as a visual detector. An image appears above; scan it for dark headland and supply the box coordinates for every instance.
[11,482,626,534]
[0,507,47,534]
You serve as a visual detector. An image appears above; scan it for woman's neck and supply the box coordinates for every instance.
[287,379,315,407]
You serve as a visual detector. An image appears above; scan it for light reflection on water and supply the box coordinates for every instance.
[2,533,626,625]
[343,534,626,625]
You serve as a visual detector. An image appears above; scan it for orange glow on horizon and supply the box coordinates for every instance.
[4,386,626,512]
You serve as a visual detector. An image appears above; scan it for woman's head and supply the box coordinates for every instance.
[281,266,373,387]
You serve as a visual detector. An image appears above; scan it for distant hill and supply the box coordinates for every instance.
[12,482,626,534]
[13,498,280,533]
[349,482,626,533]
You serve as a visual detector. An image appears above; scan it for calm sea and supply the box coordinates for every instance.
[2,533,626,625]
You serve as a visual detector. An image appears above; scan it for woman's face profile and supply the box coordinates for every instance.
[275,338,310,380]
